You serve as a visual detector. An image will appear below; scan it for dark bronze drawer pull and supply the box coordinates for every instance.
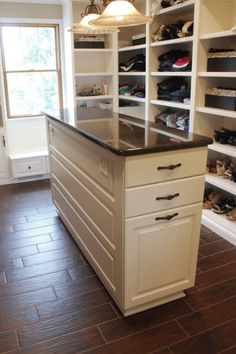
[155,213,178,221]
[157,163,182,171]
[156,193,180,201]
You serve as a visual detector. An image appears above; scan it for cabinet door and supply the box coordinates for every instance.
[0,132,8,179]
[125,203,202,309]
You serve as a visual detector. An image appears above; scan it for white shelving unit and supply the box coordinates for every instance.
[62,0,236,242]
[195,0,236,244]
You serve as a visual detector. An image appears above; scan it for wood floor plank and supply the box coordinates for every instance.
[0,225,14,233]
[0,216,26,226]
[17,303,117,347]
[54,274,102,298]
[0,258,23,272]
[178,295,236,336]
[0,224,63,240]
[37,288,111,319]
[0,235,52,251]
[185,278,236,310]
[2,327,104,354]
[99,299,192,342]
[196,261,236,289]
[199,240,235,257]
[26,211,58,222]
[0,287,56,310]
[5,257,84,282]
[0,246,39,261]
[0,306,39,332]
[37,205,57,214]
[13,217,61,232]
[198,249,236,272]
[0,270,72,297]
[68,263,95,280]
[84,321,187,354]
[22,247,81,267]
[171,317,236,354]
[0,330,19,353]
[36,238,77,253]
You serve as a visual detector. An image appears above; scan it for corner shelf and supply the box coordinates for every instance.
[75,72,113,77]
[74,48,112,53]
[208,143,236,158]
[119,72,146,76]
[205,173,236,196]
[158,0,195,15]
[119,44,146,52]
[196,107,236,119]
[202,210,236,246]
[119,95,145,103]
[198,72,236,78]
[200,30,236,40]
[151,71,192,77]
[151,36,193,47]
[151,100,191,110]
[76,95,113,101]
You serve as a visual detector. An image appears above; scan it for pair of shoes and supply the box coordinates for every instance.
[155,109,189,131]
[119,54,146,72]
[152,20,194,42]
[158,49,192,72]
[161,0,188,9]
[157,78,190,103]
[214,128,236,146]
[213,196,236,214]
[203,188,222,209]
[119,83,145,98]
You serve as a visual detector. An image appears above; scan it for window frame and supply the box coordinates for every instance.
[0,23,63,119]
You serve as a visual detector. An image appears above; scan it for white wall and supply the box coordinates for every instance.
[0,1,63,160]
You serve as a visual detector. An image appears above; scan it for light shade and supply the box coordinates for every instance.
[89,1,151,27]
[68,14,117,34]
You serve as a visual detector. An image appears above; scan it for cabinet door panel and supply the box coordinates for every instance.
[125,203,202,308]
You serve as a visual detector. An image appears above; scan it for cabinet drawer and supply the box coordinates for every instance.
[125,203,202,309]
[11,156,48,178]
[125,175,205,218]
[125,147,208,187]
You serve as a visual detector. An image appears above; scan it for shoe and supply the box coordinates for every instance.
[226,208,236,221]
[213,196,235,214]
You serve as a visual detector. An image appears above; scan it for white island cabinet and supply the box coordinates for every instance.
[47,114,210,316]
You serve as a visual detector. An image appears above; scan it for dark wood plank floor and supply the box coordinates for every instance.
[0,180,236,354]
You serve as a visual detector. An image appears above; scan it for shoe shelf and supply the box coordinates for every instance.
[119,95,146,103]
[200,30,236,40]
[198,72,236,78]
[208,143,236,159]
[151,99,191,110]
[119,72,146,76]
[151,71,192,77]
[196,107,236,119]
[205,173,236,196]
[75,72,113,77]
[151,36,193,48]
[74,48,113,53]
[76,95,113,101]
[202,209,236,246]
[119,44,146,52]
[158,0,195,15]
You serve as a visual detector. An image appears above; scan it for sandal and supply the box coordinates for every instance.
[213,196,235,214]
[226,208,236,221]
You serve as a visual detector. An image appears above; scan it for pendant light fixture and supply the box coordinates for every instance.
[68,0,117,34]
[89,0,151,27]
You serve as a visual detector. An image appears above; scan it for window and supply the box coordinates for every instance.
[0,24,62,118]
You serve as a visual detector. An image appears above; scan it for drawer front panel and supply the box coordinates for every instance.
[51,153,115,248]
[49,123,115,194]
[52,182,115,287]
[125,148,208,187]
[125,175,205,218]
[12,157,48,178]
[125,203,202,309]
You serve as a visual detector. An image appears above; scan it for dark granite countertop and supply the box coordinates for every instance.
[45,108,212,156]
